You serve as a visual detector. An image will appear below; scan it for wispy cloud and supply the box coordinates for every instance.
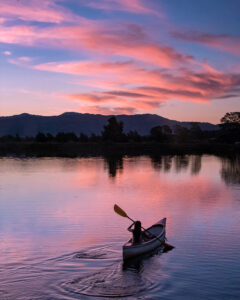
[0,22,193,68]
[34,58,240,105]
[82,0,163,17]
[3,50,11,55]
[172,30,240,56]
[8,56,33,66]
[1,0,239,118]
[67,66,240,113]
[0,0,76,23]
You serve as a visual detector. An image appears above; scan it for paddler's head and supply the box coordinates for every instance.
[134,221,141,231]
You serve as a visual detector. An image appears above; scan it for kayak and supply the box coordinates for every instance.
[123,218,166,260]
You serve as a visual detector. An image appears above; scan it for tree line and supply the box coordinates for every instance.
[0,112,239,144]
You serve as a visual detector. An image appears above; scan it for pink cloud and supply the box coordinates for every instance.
[73,105,136,115]
[34,57,240,105]
[0,22,193,68]
[1,5,239,116]
[65,66,240,113]
[0,17,6,24]
[0,0,76,24]
[34,60,135,76]
[0,25,37,45]
[8,56,33,66]
[172,31,240,56]
[3,50,11,55]
[68,91,161,114]
[83,0,163,17]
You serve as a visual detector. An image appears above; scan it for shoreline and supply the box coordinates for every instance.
[0,141,239,157]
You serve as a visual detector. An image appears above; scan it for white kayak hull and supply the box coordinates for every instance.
[123,218,166,260]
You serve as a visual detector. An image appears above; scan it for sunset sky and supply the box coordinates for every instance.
[1,0,240,123]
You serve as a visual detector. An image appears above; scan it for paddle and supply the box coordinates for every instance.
[114,204,165,244]
[114,204,135,223]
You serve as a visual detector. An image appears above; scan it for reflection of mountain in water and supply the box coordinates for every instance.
[220,156,240,185]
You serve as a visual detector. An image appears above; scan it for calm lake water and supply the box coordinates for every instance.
[0,155,240,299]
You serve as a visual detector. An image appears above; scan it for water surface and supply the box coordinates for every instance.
[0,155,239,299]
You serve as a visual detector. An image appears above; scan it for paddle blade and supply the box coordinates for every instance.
[114,204,128,218]
[163,242,175,253]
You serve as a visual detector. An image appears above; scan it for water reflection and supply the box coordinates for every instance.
[102,154,240,184]
[174,155,190,173]
[150,154,163,170]
[0,155,240,299]
[191,155,202,175]
[65,246,167,298]
[163,155,173,172]
[149,154,203,175]
[122,245,166,273]
[104,154,123,178]
[220,155,240,185]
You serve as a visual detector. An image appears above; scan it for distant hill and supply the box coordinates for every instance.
[0,112,219,137]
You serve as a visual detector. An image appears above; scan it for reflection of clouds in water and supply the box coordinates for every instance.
[220,156,240,185]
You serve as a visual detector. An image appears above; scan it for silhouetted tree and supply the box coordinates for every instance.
[221,112,240,124]
[102,116,126,142]
[0,135,15,142]
[190,122,202,140]
[79,133,89,142]
[36,132,47,142]
[55,132,77,142]
[67,132,78,142]
[89,133,101,142]
[162,125,172,135]
[174,125,190,143]
[15,134,21,142]
[150,126,163,142]
[127,130,141,142]
[219,112,240,143]
[46,133,54,141]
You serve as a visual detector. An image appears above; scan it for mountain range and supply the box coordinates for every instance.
[0,112,219,137]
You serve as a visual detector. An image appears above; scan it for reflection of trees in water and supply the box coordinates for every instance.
[174,155,189,173]
[104,154,203,177]
[104,155,123,178]
[150,155,173,172]
[220,156,240,185]
[150,155,162,170]
[191,155,202,175]
[150,155,202,174]
[163,156,173,172]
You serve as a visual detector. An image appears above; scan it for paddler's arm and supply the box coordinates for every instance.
[127,222,135,232]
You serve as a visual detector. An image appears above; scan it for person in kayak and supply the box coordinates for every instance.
[128,221,155,244]
[128,221,142,244]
